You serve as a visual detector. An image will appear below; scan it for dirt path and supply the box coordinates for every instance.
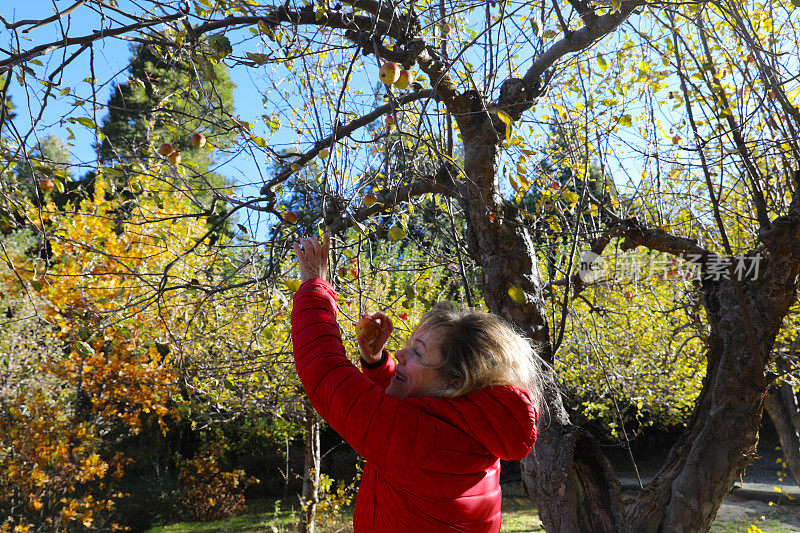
[614,434,800,531]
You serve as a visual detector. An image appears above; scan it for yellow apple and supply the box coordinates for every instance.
[387,225,405,242]
[168,151,182,165]
[379,62,401,84]
[507,286,526,304]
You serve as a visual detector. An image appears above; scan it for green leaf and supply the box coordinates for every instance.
[597,54,608,72]
[207,34,233,58]
[315,3,327,21]
[619,115,632,127]
[75,340,94,358]
[68,116,97,129]
[531,18,542,38]
[246,52,270,65]
[194,56,217,81]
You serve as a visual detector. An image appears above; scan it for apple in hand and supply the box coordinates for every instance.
[355,316,381,343]
[379,62,401,85]
[394,70,412,90]
[168,151,182,165]
[158,143,174,157]
[191,133,207,148]
[38,179,55,193]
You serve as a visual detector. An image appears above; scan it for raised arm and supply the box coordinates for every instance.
[290,236,437,480]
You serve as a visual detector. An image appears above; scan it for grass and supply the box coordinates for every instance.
[145,483,543,533]
[711,519,796,532]
[146,484,798,533]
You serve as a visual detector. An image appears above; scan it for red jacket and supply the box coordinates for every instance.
[291,279,538,532]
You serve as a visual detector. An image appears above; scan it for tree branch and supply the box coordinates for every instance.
[0,12,186,73]
[259,89,434,195]
[326,173,460,234]
[521,0,645,87]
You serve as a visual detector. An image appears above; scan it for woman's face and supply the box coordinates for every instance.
[386,328,453,400]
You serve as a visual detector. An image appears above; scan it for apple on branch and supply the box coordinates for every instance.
[394,70,412,90]
[387,225,405,242]
[38,179,55,193]
[379,62,401,85]
[355,316,381,343]
[191,133,207,148]
[364,193,377,207]
[168,151,182,165]
[158,143,174,157]
[284,211,298,224]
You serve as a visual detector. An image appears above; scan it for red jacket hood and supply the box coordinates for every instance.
[406,384,538,461]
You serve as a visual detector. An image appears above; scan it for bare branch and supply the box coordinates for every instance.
[0,13,185,73]
[259,89,435,195]
[16,0,90,33]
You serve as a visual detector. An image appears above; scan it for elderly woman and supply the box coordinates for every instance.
[291,234,540,532]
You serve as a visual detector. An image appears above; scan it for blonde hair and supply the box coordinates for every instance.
[416,302,543,407]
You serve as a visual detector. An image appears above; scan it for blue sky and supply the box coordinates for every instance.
[4,0,277,200]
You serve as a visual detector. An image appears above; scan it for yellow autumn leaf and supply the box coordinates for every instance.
[496,110,513,141]
[507,286,526,304]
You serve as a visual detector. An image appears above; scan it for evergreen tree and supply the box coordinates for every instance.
[100,44,235,174]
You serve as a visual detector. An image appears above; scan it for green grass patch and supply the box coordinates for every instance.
[146,483,543,533]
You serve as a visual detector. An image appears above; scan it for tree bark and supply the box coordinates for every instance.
[298,400,321,533]
[764,380,800,488]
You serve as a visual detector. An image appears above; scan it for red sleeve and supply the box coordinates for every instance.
[291,278,439,482]
[361,350,396,390]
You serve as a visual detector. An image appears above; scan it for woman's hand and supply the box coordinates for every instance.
[293,234,330,283]
[357,312,394,364]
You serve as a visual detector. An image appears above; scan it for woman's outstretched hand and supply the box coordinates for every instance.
[293,234,330,283]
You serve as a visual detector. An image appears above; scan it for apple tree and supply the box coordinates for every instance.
[4,0,800,530]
